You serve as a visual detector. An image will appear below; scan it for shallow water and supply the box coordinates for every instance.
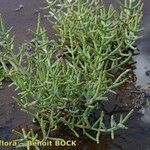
[134,0,150,88]
[0,0,150,150]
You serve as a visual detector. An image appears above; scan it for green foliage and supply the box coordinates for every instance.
[0,0,142,148]
[0,15,15,82]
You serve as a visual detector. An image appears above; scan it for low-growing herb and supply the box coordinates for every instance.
[0,0,142,149]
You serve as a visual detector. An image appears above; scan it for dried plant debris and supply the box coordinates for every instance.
[0,0,143,148]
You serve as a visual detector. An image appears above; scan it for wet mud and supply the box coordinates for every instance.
[0,0,150,150]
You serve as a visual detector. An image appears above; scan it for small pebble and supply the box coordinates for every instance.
[145,66,148,69]
[15,4,24,11]
[136,85,142,89]
[132,66,136,70]
[145,70,150,76]
[34,9,40,14]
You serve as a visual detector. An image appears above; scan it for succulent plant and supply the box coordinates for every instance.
[0,0,143,149]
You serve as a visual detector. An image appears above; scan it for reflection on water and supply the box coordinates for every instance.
[0,0,150,150]
[140,108,150,124]
[135,37,150,88]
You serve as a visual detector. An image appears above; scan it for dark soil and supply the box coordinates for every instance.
[0,0,150,150]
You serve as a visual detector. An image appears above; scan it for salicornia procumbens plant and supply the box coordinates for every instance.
[0,0,142,148]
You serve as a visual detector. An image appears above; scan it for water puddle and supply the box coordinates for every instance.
[134,38,150,88]
[0,0,150,150]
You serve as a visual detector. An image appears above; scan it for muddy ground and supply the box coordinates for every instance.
[0,0,150,150]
